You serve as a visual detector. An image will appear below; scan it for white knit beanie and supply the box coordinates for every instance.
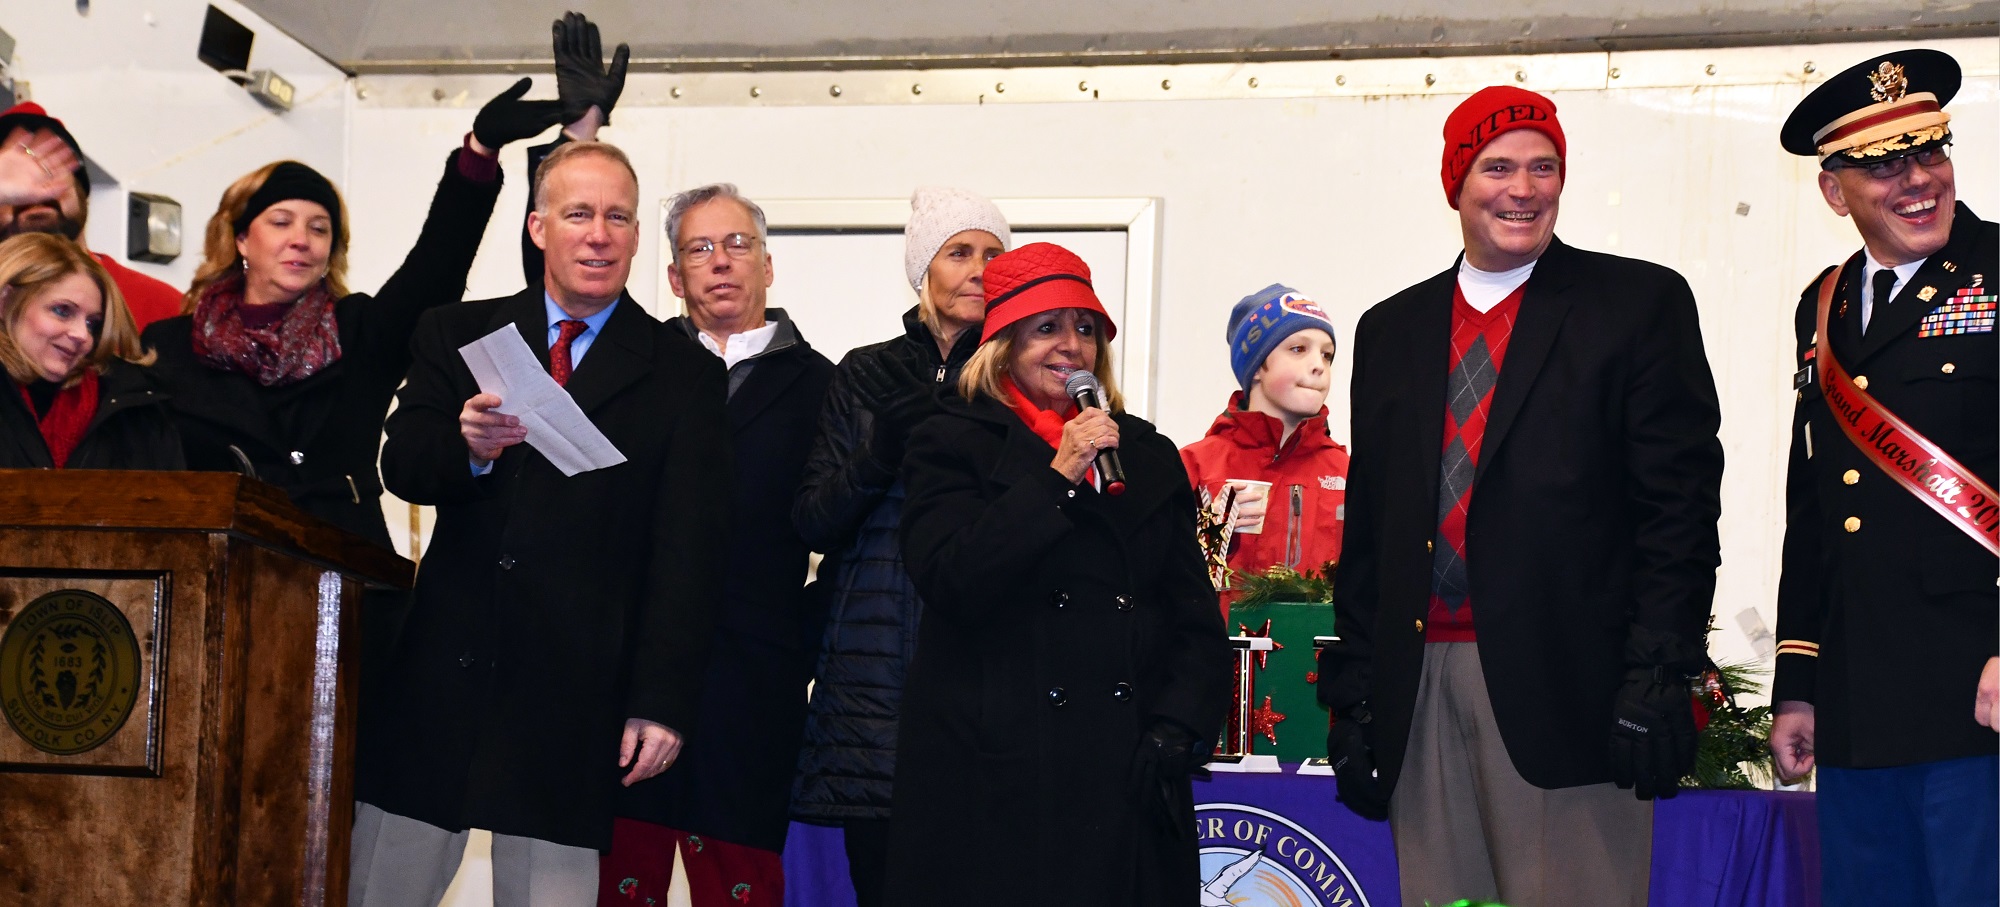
[904,187,1012,291]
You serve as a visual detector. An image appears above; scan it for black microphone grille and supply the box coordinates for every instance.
[1064,370,1101,398]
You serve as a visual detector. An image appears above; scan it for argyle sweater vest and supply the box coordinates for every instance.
[1427,281,1527,641]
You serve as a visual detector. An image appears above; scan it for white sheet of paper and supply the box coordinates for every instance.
[457,325,627,476]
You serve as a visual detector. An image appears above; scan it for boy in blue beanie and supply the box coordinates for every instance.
[1179,283,1350,619]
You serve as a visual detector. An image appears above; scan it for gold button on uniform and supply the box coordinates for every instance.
[1426,540,1434,552]
[1942,362,1957,374]
[1844,516,1861,532]
[1854,375,1869,390]
[1842,470,1860,485]
[1414,619,1425,633]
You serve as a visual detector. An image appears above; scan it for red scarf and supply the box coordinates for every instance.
[1000,374,1095,486]
[19,370,99,468]
[190,272,342,387]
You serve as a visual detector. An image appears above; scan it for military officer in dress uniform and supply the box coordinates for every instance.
[1772,48,1999,907]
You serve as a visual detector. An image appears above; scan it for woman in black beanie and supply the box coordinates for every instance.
[142,79,563,544]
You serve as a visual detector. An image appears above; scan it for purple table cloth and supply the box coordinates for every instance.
[782,766,1818,906]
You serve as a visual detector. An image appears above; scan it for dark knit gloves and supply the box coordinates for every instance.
[1609,666,1697,800]
[850,355,937,469]
[1327,705,1389,821]
[1130,718,1211,838]
[553,11,630,126]
[472,78,567,151]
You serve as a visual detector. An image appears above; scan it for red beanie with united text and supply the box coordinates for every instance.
[1440,86,1565,209]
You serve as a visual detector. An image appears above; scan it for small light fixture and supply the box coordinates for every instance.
[127,192,182,264]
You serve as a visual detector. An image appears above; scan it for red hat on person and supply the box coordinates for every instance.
[979,242,1117,344]
[1439,86,1565,209]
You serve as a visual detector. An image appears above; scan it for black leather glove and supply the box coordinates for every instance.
[1326,705,1390,820]
[471,78,566,151]
[1130,719,1211,838]
[1609,666,1697,801]
[849,354,936,467]
[552,11,631,125]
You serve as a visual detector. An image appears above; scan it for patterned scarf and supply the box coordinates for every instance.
[190,273,342,386]
[999,374,1094,486]
[19,370,99,467]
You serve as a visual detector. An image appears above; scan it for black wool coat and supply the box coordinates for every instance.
[790,308,979,826]
[1774,203,1998,769]
[617,311,834,853]
[0,361,185,470]
[886,394,1230,907]
[1319,237,1724,794]
[362,287,730,850]
[140,148,500,550]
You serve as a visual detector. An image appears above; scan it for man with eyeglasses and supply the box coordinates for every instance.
[1773,48,1998,906]
[593,182,835,903]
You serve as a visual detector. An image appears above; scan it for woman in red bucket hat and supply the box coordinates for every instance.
[884,241,1232,906]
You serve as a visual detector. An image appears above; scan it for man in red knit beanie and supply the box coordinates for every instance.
[1316,85,1724,905]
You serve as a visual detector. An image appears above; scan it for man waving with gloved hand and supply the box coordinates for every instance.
[1316,85,1722,907]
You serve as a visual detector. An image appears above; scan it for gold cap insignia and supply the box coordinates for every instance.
[1869,61,1909,104]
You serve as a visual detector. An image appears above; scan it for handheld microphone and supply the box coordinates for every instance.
[1063,371,1128,496]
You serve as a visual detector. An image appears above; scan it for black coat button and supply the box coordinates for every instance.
[499,556,516,570]
[1047,687,1067,707]
[1112,682,1134,701]
[1051,590,1069,608]
[1115,594,1134,611]
[458,653,475,668]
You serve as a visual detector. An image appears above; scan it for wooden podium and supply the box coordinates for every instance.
[0,471,412,905]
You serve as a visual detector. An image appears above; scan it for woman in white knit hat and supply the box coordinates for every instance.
[790,187,1009,905]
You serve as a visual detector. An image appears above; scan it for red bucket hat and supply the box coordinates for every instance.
[979,242,1117,343]
[1440,86,1566,209]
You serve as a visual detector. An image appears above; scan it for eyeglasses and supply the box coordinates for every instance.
[1832,144,1951,181]
[678,232,760,265]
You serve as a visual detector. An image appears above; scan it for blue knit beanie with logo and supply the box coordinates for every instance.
[1227,283,1336,392]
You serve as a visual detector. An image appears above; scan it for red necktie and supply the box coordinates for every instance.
[550,319,588,387]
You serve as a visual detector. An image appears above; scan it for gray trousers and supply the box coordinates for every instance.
[1390,642,1652,907]
[348,801,599,907]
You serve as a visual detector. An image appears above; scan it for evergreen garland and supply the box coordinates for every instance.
[1233,561,1337,607]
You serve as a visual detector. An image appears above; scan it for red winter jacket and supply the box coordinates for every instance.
[1179,393,1349,619]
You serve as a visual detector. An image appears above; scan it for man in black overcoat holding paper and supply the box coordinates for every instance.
[350,140,728,906]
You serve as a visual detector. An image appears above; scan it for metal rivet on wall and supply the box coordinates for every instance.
[829,85,842,97]
[1248,77,1259,88]
[1705,64,1717,76]
[1160,79,1172,90]
[1335,74,1346,86]
[1078,81,1090,92]
[431,88,445,101]
[670,86,683,99]
[912,83,923,95]
[1803,62,1816,75]
[1609,67,1621,79]
[1514,70,1527,82]
[1425,73,1436,86]
[995,82,1006,93]
[749,86,761,98]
